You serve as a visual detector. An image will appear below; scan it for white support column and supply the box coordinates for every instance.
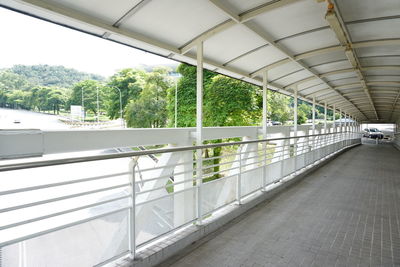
[324,102,327,133]
[262,70,268,190]
[344,113,348,145]
[333,105,336,133]
[196,41,203,224]
[311,96,316,160]
[293,86,298,171]
[312,96,316,136]
[294,87,298,135]
[339,109,342,133]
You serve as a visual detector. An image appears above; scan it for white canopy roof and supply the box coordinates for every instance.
[1,0,399,122]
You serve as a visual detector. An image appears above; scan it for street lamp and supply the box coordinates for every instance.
[111,86,124,128]
[81,86,84,122]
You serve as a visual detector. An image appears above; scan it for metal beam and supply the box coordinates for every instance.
[240,0,301,23]
[208,0,240,22]
[112,0,152,27]
[223,44,268,66]
[242,20,365,119]
[180,20,236,54]
[390,91,400,121]
[20,0,180,54]
[182,0,299,54]
[326,1,378,120]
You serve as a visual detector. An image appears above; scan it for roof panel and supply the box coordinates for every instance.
[228,45,288,74]
[203,24,266,65]
[336,0,400,22]
[297,79,324,91]
[325,72,357,81]
[300,83,328,96]
[251,0,328,40]
[360,56,400,66]
[120,0,228,47]
[330,77,360,87]
[356,46,400,58]
[348,19,400,42]
[312,60,352,73]
[267,62,303,82]
[367,76,400,82]
[224,0,275,14]
[49,0,139,24]
[273,70,312,88]
[278,29,339,55]
[302,51,347,67]
[364,69,400,76]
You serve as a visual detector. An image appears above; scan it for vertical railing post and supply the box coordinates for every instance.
[128,159,137,259]
[196,41,204,225]
[237,146,242,204]
[262,70,268,190]
[324,102,327,134]
[312,96,316,162]
[293,86,298,172]
[344,113,346,146]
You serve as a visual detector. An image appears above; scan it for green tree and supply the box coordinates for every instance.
[125,68,172,128]
[297,103,312,125]
[167,63,217,127]
[70,80,104,116]
[205,75,259,126]
[106,69,146,119]
[267,91,291,124]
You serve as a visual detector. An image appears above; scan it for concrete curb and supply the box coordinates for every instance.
[119,143,361,267]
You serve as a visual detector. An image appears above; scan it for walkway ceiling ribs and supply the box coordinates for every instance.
[1,0,399,122]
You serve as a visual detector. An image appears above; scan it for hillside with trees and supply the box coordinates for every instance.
[8,64,104,88]
[0,65,104,114]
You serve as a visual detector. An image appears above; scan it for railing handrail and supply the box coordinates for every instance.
[0,131,358,172]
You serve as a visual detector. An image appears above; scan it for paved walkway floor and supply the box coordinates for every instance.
[160,142,400,267]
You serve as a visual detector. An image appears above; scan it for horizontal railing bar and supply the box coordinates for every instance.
[136,177,196,195]
[0,206,129,248]
[202,159,239,170]
[202,151,239,161]
[136,186,197,206]
[0,195,129,231]
[138,159,193,172]
[0,183,130,213]
[202,166,239,179]
[202,172,238,185]
[0,132,354,172]
[0,172,129,196]
[136,169,194,184]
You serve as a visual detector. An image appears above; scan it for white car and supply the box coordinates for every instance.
[363,128,384,139]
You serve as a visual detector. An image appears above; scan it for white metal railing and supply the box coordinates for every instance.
[0,129,361,266]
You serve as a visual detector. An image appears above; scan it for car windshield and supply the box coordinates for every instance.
[369,128,379,132]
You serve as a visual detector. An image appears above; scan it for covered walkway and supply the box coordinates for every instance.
[163,143,400,267]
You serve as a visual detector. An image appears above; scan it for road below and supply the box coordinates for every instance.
[0,108,70,130]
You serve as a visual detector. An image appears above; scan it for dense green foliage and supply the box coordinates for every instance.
[1,63,323,127]
[105,69,146,119]
[125,68,171,128]
[9,65,103,88]
[0,65,103,114]
[69,80,105,115]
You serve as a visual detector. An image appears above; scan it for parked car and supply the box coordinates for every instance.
[266,120,282,126]
[363,128,384,139]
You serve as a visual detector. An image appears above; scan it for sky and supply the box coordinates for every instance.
[0,7,175,77]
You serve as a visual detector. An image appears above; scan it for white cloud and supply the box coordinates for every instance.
[0,8,175,77]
